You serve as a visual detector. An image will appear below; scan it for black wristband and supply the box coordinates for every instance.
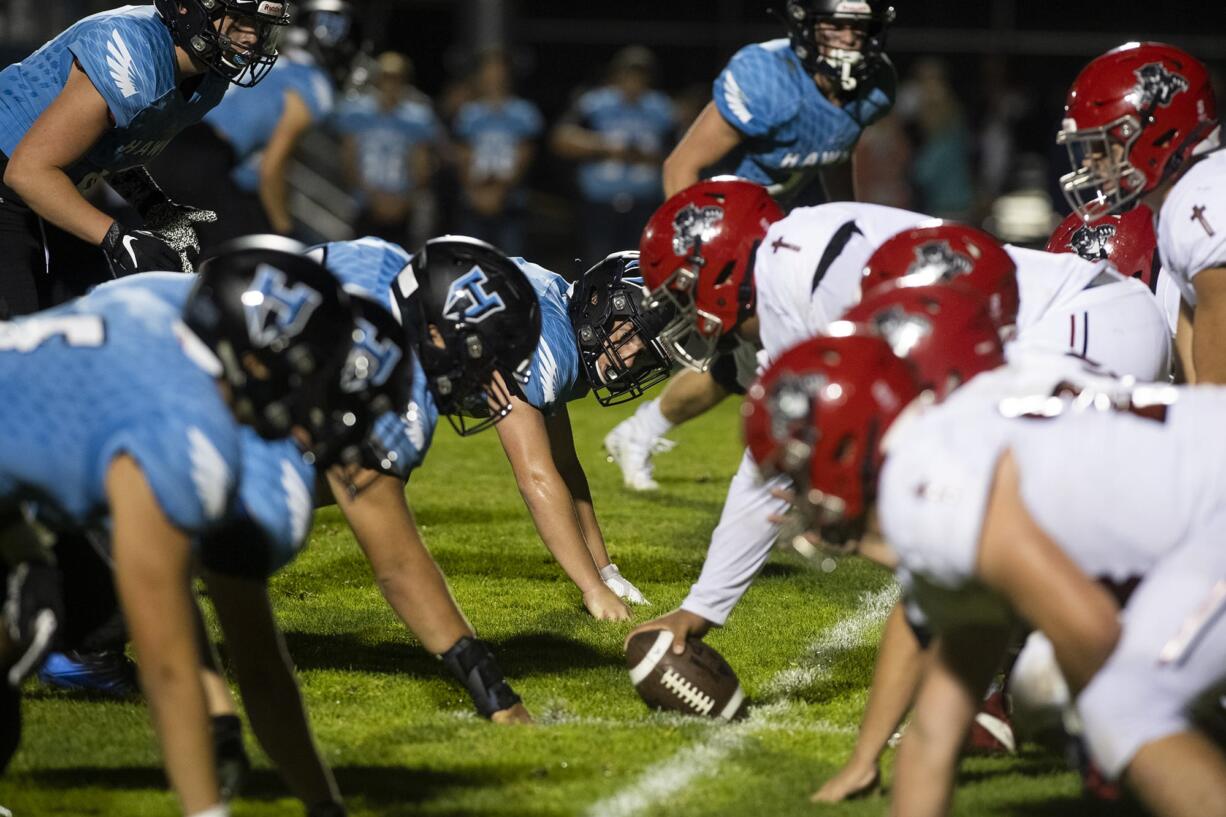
[101,221,122,252]
[439,636,522,718]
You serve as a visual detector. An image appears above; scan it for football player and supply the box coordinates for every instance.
[0,243,357,817]
[747,329,1226,817]
[624,179,1170,669]
[815,204,1172,802]
[1057,42,1221,382]
[604,0,897,490]
[405,240,666,620]
[150,0,356,248]
[0,0,289,317]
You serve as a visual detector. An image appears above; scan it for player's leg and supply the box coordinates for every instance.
[1078,523,1226,817]
[0,179,49,319]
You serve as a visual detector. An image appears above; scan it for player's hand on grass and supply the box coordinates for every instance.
[600,563,649,605]
[583,585,631,621]
[490,701,535,725]
[810,759,880,803]
[625,608,712,655]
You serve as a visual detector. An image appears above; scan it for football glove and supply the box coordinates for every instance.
[4,561,62,687]
[142,201,218,273]
[101,221,186,277]
[600,563,649,605]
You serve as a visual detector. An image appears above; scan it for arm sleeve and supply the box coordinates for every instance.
[67,21,161,129]
[226,433,315,575]
[367,365,438,479]
[98,416,239,535]
[712,45,798,138]
[680,449,792,626]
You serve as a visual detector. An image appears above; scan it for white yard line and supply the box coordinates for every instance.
[584,585,897,817]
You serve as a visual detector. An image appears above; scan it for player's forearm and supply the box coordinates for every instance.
[662,152,701,199]
[551,125,612,161]
[517,469,604,592]
[849,602,927,766]
[258,163,294,235]
[3,162,112,244]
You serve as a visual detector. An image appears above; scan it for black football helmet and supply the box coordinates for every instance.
[184,235,355,443]
[396,236,541,436]
[284,0,363,86]
[569,251,675,407]
[310,294,412,474]
[155,0,291,87]
[783,0,895,94]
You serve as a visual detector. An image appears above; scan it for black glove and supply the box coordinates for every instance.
[100,221,185,276]
[4,560,63,687]
[108,168,217,272]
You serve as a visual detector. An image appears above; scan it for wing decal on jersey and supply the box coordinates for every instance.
[106,30,138,99]
[811,220,864,294]
[188,426,231,522]
[537,338,559,405]
[722,71,753,125]
[280,458,313,548]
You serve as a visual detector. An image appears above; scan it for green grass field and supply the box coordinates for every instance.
[1,391,1138,816]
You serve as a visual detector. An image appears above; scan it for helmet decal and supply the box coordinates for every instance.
[244,264,324,348]
[768,373,825,445]
[1070,223,1117,262]
[340,316,403,394]
[907,241,973,281]
[671,204,725,257]
[442,266,507,324]
[1128,63,1189,110]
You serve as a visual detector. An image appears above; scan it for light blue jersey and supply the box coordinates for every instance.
[311,237,438,479]
[0,281,240,538]
[206,48,334,192]
[333,93,439,196]
[92,273,315,572]
[453,97,543,189]
[570,87,675,203]
[711,39,894,207]
[510,258,587,414]
[0,5,228,190]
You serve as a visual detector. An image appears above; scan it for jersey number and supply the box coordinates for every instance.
[0,315,106,352]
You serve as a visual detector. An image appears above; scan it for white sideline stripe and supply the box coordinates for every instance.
[585,586,896,817]
[627,630,674,686]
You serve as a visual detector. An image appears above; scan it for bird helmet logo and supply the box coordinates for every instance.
[244,264,323,348]
[442,265,506,324]
[1128,63,1189,110]
[869,305,934,358]
[340,317,403,393]
[671,204,725,257]
[906,241,974,282]
[1069,223,1117,262]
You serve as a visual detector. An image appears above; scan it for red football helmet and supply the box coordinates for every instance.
[639,178,784,371]
[743,333,920,548]
[838,282,1005,402]
[860,223,1020,336]
[1046,204,1159,291]
[1058,42,1218,220]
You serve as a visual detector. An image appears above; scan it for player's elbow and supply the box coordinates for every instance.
[2,153,36,197]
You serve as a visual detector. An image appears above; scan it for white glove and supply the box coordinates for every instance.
[600,563,649,606]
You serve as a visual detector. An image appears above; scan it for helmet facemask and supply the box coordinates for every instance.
[1058,115,1149,220]
[579,283,675,406]
[163,0,290,87]
[641,265,723,373]
[785,1,894,94]
[419,323,529,436]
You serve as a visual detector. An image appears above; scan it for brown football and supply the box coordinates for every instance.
[625,630,746,720]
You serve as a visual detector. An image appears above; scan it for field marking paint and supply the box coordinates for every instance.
[584,585,897,817]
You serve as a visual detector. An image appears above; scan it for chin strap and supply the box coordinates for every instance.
[439,636,521,718]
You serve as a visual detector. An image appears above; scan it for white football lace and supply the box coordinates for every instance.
[660,667,715,715]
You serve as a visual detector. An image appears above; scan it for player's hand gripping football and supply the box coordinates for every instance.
[625,608,713,655]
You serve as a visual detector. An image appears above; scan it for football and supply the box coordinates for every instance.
[625,630,746,720]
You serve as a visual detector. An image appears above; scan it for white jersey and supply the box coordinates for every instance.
[1008,246,1171,380]
[1157,148,1226,306]
[879,377,1226,632]
[754,202,929,363]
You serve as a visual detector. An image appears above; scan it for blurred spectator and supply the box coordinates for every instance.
[551,46,676,262]
[335,52,441,245]
[897,57,973,219]
[452,49,543,256]
[975,56,1032,219]
[852,111,913,208]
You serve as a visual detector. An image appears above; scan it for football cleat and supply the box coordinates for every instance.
[967,689,1017,755]
[37,650,138,698]
[603,419,675,492]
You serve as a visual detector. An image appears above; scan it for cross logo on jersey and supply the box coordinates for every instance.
[1069,223,1117,262]
[1128,63,1188,110]
[671,204,724,257]
[340,317,403,393]
[244,264,324,348]
[1191,205,1216,237]
[907,241,973,282]
[443,265,506,324]
[870,306,934,358]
